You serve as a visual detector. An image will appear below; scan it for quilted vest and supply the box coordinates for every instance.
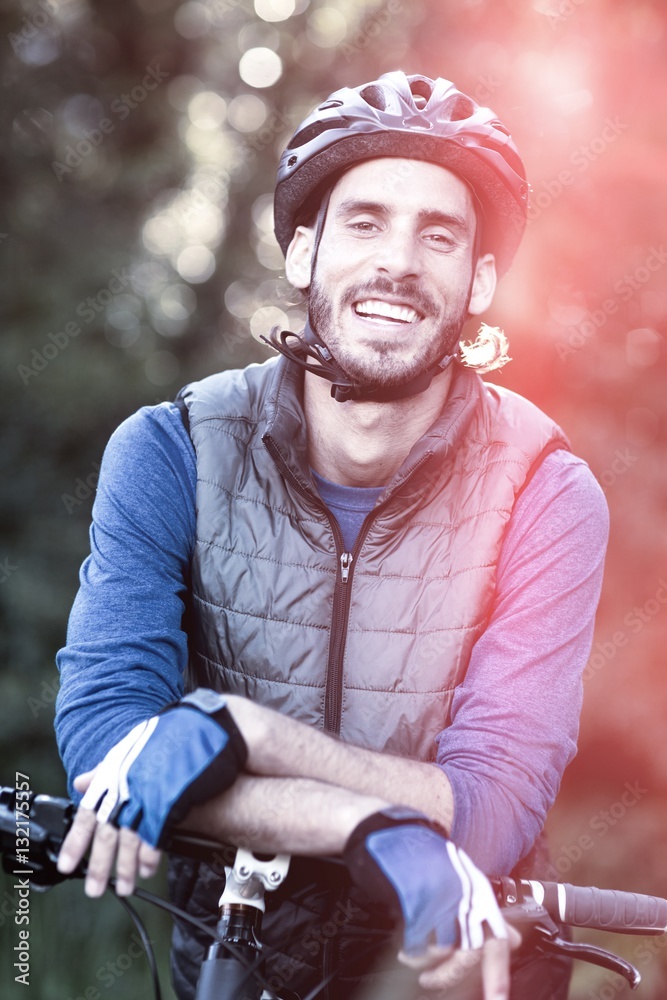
[178,355,569,761]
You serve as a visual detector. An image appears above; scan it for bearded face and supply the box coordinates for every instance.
[308,269,472,388]
[298,158,482,392]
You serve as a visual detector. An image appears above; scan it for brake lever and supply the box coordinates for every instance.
[496,881,641,991]
[537,934,641,989]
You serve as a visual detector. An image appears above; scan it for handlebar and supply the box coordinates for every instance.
[526,878,667,934]
[1,785,661,994]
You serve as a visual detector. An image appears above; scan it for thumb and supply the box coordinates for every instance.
[73,769,97,793]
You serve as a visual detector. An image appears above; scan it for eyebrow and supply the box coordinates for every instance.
[334,198,470,233]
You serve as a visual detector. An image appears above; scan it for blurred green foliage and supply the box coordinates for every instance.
[1,0,667,996]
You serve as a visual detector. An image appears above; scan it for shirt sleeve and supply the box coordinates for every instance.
[435,449,609,875]
[54,402,196,800]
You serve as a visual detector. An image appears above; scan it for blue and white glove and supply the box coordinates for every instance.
[344,807,507,956]
[80,689,247,849]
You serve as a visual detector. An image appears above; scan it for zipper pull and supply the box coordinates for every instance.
[340,552,353,583]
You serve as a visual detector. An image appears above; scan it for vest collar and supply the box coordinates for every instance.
[263,357,483,508]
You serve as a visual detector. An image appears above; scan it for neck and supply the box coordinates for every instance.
[304,367,454,487]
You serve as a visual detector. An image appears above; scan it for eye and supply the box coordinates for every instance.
[424,231,456,249]
[347,218,380,234]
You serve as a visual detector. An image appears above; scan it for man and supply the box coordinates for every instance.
[55,72,608,999]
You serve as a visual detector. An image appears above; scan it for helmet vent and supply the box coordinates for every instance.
[409,78,433,108]
[490,119,511,136]
[286,118,349,150]
[443,95,475,121]
[359,85,387,111]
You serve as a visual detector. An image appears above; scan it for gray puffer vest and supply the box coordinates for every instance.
[168,356,569,999]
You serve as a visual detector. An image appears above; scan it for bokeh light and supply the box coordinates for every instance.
[254,0,297,22]
[249,305,290,340]
[227,94,268,132]
[174,1,211,39]
[306,7,348,47]
[176,245,216,283]
[187,91,227,129]
[239,47,283,89]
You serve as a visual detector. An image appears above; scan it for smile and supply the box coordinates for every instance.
[353,299,423,324]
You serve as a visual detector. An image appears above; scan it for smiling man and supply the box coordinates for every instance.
[55,73,608,1000]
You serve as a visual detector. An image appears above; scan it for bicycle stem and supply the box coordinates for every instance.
[194,848,290,1000]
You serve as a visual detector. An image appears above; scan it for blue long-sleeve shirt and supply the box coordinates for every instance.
[55,400,608,873]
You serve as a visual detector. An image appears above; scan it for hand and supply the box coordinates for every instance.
[398,926,521,999]
[57,768,162,897]
[57,689,247,896]
[344,807,518,999]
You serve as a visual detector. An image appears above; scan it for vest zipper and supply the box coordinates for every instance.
[323,452,431,735]
[263,436,431,737]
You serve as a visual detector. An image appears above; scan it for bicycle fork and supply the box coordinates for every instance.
[194,848,290,1000]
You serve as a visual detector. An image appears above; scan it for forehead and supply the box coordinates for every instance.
[329,157,476,221]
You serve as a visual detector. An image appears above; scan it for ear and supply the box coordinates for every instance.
[285,226,315,290]
[468,254,497,316]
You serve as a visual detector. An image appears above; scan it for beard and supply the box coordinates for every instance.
[308,273,471,389]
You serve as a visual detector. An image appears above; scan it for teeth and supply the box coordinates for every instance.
[354,300,420,323]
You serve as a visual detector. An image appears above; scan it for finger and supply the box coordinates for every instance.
[507,924,522,951]
[418,948,482,992]
[138,841,162,880]
[84,821,120,897]
[481,937,511,1000]
[398,943,454,970]
[73,769,97,793]
[57,807,98,874]
[115,827,141,896]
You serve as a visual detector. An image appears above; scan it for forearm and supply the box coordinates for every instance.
[226,696,455,833]
[182,774,388,855]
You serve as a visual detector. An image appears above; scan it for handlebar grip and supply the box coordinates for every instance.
[536,881,667,933]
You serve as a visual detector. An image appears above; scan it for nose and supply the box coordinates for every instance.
[372,224,421,282]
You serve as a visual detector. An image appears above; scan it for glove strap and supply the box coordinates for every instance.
[343,807,449,917]
[176,688,249,773]
[345,806,448,854]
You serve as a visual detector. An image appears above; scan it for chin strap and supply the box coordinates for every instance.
[261,321,457,403]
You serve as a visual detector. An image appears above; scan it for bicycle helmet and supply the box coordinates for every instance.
[274,71,528,277]
[265,71,527,402]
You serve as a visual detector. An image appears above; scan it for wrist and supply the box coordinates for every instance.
[223,696,276,773]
